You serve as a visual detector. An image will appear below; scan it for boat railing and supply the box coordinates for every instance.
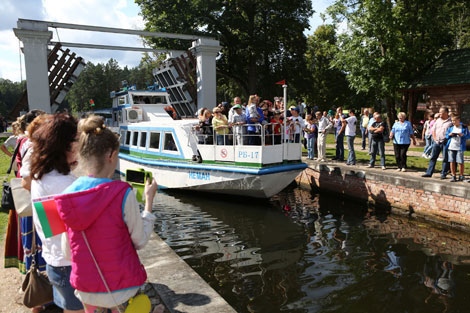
[192,123,290,147]
[191,123,302,164]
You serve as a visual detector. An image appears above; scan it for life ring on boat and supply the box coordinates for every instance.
[164,106,177,119]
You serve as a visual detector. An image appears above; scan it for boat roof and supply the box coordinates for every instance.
[110,88,167,98]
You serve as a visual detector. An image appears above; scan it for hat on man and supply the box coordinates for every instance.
[289,106,299,112]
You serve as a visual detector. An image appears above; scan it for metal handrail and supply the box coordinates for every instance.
[191,122,285,146]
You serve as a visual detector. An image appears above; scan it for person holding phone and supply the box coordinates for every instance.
[55,115,158,313]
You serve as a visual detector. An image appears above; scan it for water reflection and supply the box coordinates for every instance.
[152,188,470,313]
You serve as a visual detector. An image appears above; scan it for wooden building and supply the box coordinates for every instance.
[403,48,470,123]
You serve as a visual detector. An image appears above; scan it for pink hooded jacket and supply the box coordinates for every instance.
[55,179,147,293]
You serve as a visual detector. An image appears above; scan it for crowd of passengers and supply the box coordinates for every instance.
[195,95,307,146]
[2,111,163,313]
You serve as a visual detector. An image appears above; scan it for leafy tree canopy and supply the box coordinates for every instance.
[136,0,314,101]
[0,79,26,117]
[65,56,160,112]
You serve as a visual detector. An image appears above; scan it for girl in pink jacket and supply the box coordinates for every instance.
[55,115,158,313]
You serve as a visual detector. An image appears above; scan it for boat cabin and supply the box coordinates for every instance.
[112,89,302,168]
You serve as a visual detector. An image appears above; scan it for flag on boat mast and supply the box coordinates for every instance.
[275,79,286,85]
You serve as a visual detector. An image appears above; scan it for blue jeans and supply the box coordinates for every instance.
[423,135,433,155]
[370,138,385,166]
[346,135,356,164]
[335,131,345,160]
[361,127,367,149]
[46,265,84,310]
[426,142,450,177]
[307,136,316,159]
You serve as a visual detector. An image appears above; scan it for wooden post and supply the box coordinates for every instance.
[408,90,414,122]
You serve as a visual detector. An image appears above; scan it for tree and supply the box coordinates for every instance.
[136,0,314,100]
[65,57,160,113]
[66,62,105,112]
[304,24,374,111]
[0,79,26,117]
[327,0,454,123]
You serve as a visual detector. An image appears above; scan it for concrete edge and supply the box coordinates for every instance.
[138,232,237,313]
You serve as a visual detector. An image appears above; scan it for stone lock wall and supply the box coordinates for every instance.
[296,163,470,231]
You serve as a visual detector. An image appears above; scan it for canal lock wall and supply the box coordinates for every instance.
[296,161,470,232]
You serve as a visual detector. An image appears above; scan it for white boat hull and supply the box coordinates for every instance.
[118,154,306,198]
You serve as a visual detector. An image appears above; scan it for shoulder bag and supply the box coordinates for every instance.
[22,224,53,308]
[11,177,32,217]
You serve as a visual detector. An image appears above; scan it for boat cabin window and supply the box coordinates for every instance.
[132,131,139,146]
[149,132,160,150]
[125,131,131,146]
[118,111,123,123]
[163,133,177,151]
[119,130,126,145]
[140,132,147,148]
[133,96,146,104]
[132,95,167,104]
[119,96,127,105]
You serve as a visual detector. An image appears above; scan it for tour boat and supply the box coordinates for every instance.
[109,87,307,198]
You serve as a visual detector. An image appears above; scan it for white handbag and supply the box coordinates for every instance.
[11,178,32,217]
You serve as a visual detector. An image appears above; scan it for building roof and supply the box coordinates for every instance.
[407,48,470,89]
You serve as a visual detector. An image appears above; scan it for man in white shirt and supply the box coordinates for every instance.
[289,106,305,143]
[343,109,357,165]
[316,111,332,161]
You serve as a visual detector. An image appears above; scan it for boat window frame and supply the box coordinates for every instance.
[131,130,139,147]
[118,95,127,106]
[139,131,148,150]
[148,131,161,151]
[125,130,131,146]
[119,129,126,145]
[162,132,178,153]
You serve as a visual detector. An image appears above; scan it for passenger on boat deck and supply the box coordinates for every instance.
[196,108,213,144]
[229,105,246,145]
[289,106,305,143]
[246,95,264,145]
[134,96,145,104]
[212,107,230,145]
[270,111,282,145]
[228,96,243,121]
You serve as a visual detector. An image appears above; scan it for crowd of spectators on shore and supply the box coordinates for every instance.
[193,96,469,182]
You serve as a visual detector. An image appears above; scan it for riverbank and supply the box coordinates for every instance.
[297,157,470,232]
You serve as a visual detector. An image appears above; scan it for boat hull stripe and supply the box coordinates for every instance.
[118,153,307,175]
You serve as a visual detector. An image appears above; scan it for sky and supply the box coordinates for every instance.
[0,0,333,82]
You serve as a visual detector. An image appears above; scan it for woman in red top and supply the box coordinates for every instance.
[270,111,282,145]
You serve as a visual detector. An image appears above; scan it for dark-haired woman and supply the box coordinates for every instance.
[4,111,47,278]
[28,114,84,313]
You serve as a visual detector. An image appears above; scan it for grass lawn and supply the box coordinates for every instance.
[0,137,14,240]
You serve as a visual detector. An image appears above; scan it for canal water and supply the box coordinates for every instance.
[152,187,470,313]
